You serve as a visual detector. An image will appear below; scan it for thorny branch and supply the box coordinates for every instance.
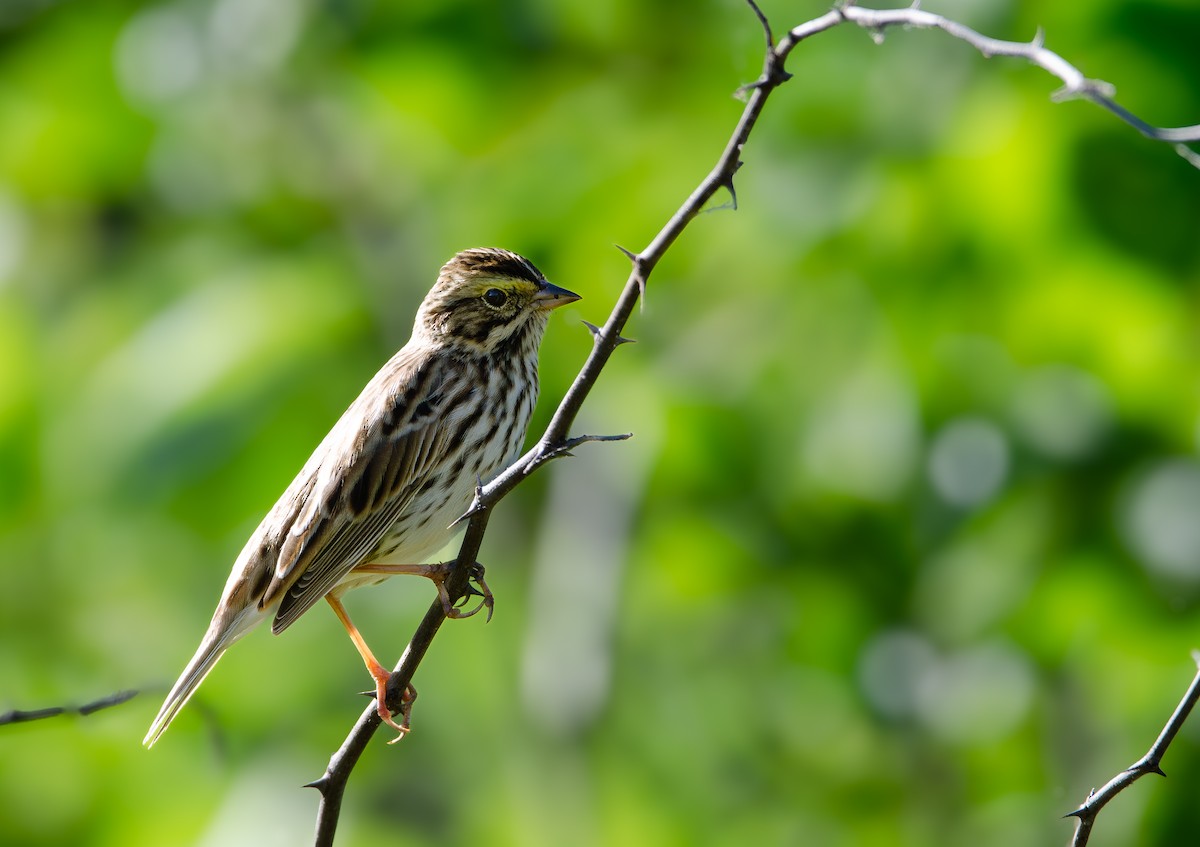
[308,3,1200,844]
[800,3,1200,166]
[1066,654,1200,846]
[0,690,138,726]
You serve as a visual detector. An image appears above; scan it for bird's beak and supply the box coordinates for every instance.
[534,281,581,310]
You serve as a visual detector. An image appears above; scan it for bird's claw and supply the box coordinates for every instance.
[364,664,416,744]
[436,562,494,622]
[378,681,415,745]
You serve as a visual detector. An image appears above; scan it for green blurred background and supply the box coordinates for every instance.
[3,0,1200,844]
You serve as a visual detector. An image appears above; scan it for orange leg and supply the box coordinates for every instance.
[352,561,494,621]
[326,594,413,742]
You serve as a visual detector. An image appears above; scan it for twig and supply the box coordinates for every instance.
[306,508,494,847]
[307,21,788,835]
[308,3,1200,843]
[0,689,139,726]
[1066,653,1200,846]
[788,3,1200,165]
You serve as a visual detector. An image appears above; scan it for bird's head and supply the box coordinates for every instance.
[416,248,580,352]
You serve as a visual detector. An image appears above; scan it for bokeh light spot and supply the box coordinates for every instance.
[1121,459,1200,584]
[928,417,1010,508]
[1011,364,1111,460]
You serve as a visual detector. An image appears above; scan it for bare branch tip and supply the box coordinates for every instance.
[80,689,139,716]
[742,0,774,48]
[1,689,142,726]
[1175,144,1200,169]
[566,432,633,449]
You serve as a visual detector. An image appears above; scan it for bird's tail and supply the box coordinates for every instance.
[142,607,260,748]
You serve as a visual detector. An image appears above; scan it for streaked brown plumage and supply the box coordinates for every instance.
[144,248,579,747]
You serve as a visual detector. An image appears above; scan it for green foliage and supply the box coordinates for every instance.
[2,1,1200,845]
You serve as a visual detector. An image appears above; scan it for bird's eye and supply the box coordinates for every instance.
[482,288,508,308]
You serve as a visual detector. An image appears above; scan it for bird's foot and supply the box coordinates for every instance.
[367,661,415,744]
[351,560,494,621]
[439,561,494,622]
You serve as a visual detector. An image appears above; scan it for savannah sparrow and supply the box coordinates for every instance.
[143,248,580,747]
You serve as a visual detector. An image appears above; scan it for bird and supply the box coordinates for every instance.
[143,248,580,747]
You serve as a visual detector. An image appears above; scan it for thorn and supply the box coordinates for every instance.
[702,163,743,215]
[449,498,485,528]
[1031,26,1045,50]
[449,478,488,528]
[582,319,602,338]
[359,689,376,698]
[618,251,648,306]
[1150,764,1167,778]
[616,335,636,345]
[613,245,648,305]
[1064,807,1086,820]
[303,776,328,792]
[614,244,639,263]
[1049,84,1075,103]
[760,55,792,88]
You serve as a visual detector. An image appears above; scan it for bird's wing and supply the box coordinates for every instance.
[260,346,462,633]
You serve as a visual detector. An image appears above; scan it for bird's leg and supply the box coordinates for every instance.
[351,561,494,621]
[325,594,413,742]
